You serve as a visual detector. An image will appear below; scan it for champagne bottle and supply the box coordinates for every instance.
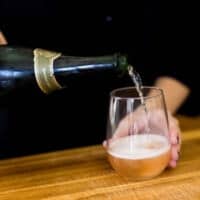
[0,46,129,95]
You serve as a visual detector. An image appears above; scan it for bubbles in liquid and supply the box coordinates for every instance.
[108,134,170,160]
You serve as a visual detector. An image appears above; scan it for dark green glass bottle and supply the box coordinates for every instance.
[0,46,129,95]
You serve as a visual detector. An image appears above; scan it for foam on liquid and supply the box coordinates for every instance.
[108,134,170,160]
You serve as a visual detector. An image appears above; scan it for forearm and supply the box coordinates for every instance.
[153,76,190,114]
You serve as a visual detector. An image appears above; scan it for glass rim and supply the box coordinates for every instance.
[110,86,164,100]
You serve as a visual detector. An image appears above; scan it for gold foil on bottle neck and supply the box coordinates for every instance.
[33,48,62,94]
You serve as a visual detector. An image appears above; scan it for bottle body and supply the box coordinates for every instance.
[0,46,128,95]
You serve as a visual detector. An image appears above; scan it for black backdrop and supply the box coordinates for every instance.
[0,0,197,158]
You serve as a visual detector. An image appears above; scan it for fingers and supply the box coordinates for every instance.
[169,146,180,168]
[168,113,182,168]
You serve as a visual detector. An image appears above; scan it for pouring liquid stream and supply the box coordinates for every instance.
[127,65,150,152]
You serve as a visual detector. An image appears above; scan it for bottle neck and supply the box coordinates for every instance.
[0,46,129,94]
[53,54,128,87]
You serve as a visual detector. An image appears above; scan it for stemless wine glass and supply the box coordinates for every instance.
[106,87,171,181]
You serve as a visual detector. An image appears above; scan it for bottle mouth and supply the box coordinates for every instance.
[115,53,129,74]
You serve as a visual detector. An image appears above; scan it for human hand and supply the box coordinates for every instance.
[0,31,7,45]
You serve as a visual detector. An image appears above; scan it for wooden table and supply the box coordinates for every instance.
[0,116,200,200]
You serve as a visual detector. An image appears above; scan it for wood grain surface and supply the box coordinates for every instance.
[0,116,200,199]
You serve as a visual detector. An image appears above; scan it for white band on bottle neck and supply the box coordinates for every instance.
[33,48,62,94]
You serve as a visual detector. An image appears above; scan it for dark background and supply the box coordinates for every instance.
[0,0,197,158]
